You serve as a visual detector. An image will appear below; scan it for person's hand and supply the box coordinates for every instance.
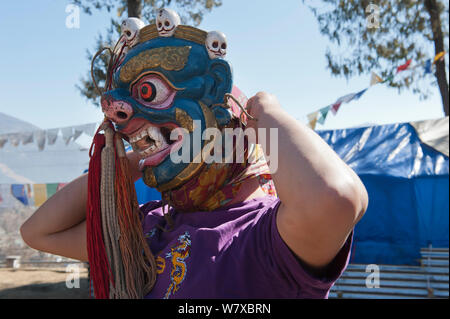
[246,92,282,130]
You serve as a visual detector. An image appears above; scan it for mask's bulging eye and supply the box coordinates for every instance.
[140,82,156,102]
[132,74,177,109]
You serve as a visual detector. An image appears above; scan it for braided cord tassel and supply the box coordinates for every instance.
[115,134,157,298]
[101,126,128,298]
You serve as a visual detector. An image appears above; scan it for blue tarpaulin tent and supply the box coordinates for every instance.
[135,178,161,203]
[317,117,449,265]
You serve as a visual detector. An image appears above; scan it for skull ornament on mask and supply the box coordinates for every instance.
[156,8,181,37]
[121,17,145,48]
[205,31,227,59]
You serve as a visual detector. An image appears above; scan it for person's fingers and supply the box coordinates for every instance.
[247,92,280,119]
[247,92,266,113]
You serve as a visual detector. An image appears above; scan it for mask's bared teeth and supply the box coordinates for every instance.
[146,126,159,140]
[147,126,167,149]
[129,125,151,144]
[138,144,158,158]
[127,124,176,162]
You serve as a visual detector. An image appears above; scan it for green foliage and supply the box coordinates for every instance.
[304,0,449,100]
[73,0,222,106]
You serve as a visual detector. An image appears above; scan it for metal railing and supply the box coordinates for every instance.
[0,257,87,269]
[330,247,449,299]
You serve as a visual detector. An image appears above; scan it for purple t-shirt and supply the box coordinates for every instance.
[141,195,352,299]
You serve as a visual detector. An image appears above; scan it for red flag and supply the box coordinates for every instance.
[396,59,412,73]
[331,102,342,115]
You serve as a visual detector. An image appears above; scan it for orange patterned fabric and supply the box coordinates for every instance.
[162,86,277,212]
[162,142,276,212]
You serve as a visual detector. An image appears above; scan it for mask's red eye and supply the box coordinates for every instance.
[132,73,177,109]
[140,82,156,102]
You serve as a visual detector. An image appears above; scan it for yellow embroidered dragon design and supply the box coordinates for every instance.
[164,231,191,299]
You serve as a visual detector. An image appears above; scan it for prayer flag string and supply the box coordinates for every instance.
[306,51,447,129]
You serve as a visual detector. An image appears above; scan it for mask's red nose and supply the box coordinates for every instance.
[101,95,134,124]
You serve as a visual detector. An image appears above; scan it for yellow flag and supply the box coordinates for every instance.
[307,111,319,130]
[33,184,48,207]
[370,72,383,86]
[433,51,446,63]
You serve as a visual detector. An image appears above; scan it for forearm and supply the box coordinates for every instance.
[20,150,142,260]
[20,173,88,261]
[248,93,367,220]
[21,174,88,240]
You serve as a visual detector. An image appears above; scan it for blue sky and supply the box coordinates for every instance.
[0,0,446,131]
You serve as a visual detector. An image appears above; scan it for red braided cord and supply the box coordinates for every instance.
[86,132,112,299]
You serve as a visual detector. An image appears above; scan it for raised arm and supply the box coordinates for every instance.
[20,151,143,261]
[247,92,368,269]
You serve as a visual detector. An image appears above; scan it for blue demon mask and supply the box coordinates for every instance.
[101,11,235,192]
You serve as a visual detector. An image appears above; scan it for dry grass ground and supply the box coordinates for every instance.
[0,267,89,299]
[0,204,91,299]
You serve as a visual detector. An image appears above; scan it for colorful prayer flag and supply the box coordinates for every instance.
[73,129,83,141]
[46,183,59,198]
[382,74,394,83]
[354,89,368,100]
[307,111,319,130]
[47,129,59,145]
[340,93,358,104]
[0,136,7,149]
[331,102,342,115]
[9,134,21,147]
[26,184,34,206]
[317,106,331,125]
[424,59,432,74]
[21,132,34,145]
[396,59,412,73]
[33,184,47,207]
[433,51,446,63]
[370,72,383,86]
[329,93,357,115]
[34,130,46,151]
[11,184,28,205]
[61,127,74,145]
[77,123,97,136]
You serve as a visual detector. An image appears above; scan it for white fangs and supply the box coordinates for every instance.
[129,125,169,158]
